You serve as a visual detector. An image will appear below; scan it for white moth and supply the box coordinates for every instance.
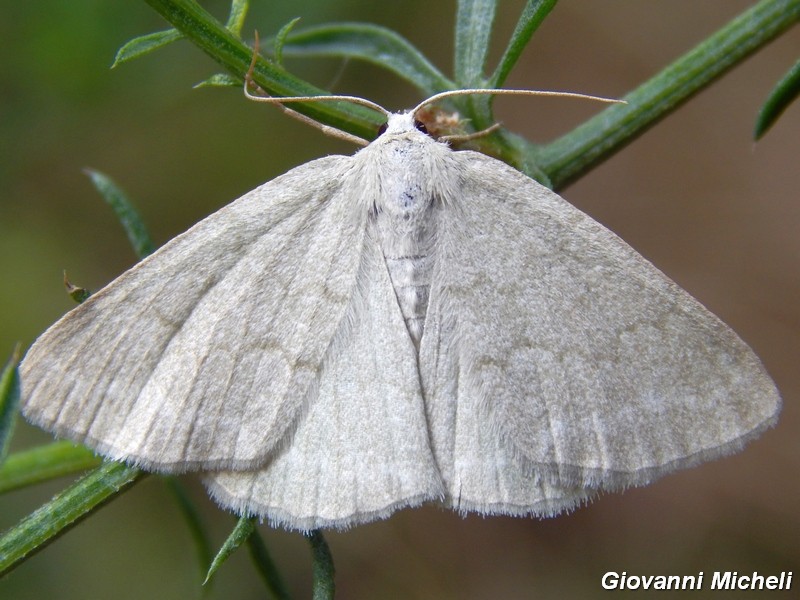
[19,88,780,532]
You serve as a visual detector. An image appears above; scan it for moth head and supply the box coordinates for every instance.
[376,112,432,139]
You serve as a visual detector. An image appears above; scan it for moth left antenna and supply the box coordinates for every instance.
[244,32,389,147]
[413,88,626,115]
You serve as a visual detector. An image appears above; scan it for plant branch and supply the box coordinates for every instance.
[144,0,798,190]
[535,0,800,190]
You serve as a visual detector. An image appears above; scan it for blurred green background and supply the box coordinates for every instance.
[1,1,798,598]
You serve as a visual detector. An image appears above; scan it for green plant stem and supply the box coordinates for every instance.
[0,461,143,576]
[143,0,382,139]
[0,442,102,494]
[536,0,800,190]
[308,530,335,600]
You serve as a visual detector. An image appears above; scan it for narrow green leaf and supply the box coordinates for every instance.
[274,18,302,68]
[247,524,291,599]
[205,516,254,584]
[454,0,497,87]
[0,442,101,494]
[278,23,454,96]
[164,478,213,583]
[489,0,558,88]
[225,0,249,35]
[308,530,335,600]
[194,72,242,88]
[755,57,800,139]
[0,347,21,465]
[112,28,184,68]
[84,169,156,259]
[205,517,289,599]
[0,461,143,576]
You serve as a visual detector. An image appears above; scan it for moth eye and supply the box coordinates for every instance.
[414,120,429,135]
[377,122,388,136]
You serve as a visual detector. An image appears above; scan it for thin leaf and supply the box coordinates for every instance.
[225,0,249,35]
[755,57,800,139]
[205,517,290,599]
[194,72,242,88]
[164,478,213,583]
[247,523,291,599]
[0,442,101,494]
[489,0,558,88]
[0,346,21,465]
[279,23,454,96]
[112,28,184,68]
[0,461,143,576]
[454,0,497,87]
[84,169,156,259]
[205,516,254,584]
[308,530,335,600]
[274,18,302,68]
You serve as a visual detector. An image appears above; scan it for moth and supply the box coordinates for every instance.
[19,88,781,531]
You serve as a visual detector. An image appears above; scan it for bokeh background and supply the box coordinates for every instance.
[1,1,798,598]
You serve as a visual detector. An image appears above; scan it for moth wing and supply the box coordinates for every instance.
[20,156,368,472]
[418,307,593,518]
[422,152,780,499]
[205,222,444,531]
[420,255,591,518]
